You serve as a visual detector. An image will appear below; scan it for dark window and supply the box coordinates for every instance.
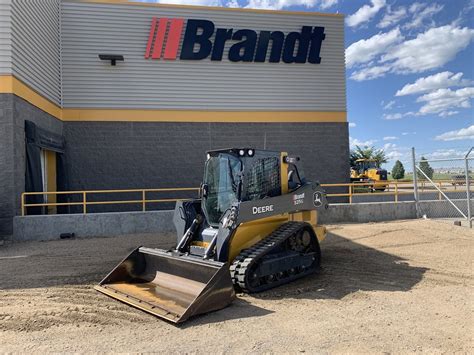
[246,157,281,201]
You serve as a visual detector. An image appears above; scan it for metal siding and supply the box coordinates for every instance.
[10,0,61,105]
[61,2,346,111]
[0,0,12,74]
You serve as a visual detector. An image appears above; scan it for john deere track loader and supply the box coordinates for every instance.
[95,148,328,323]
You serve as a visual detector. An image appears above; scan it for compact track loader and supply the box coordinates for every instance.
[95,148,328,323]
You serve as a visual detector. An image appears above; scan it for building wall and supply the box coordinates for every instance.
[10,0,61,105]
[0,1,349,236]
[0,0,12,75]
[0,94,14,236]
[0,94,63,237]
[61,1,345,110]
[64,120,349,209]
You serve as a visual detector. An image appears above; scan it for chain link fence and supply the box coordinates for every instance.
[412,147,473,228]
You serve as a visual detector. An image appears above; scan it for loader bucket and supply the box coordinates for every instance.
[95,247,235,323]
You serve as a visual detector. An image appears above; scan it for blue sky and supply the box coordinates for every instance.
[146,0,474,168]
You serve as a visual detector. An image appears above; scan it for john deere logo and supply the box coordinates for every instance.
[313,192,323,207]
[145,18,326,64]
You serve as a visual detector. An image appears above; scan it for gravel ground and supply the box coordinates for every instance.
[0,219,472,353]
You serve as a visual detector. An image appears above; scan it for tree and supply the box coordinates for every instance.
[391,160,405,180]
[350,146,388,168]
[417,156,434,180]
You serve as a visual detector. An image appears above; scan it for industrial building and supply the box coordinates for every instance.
[0,0,348,237]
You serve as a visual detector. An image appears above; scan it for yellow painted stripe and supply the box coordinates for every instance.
[0,75,13,92]
[62,109,346,122]
[72,0,344,18]
[0,75,62,119]
[1,75,347,123]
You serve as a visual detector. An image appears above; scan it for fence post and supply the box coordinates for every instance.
[142,190,146,212]
[465,147,473,228]
[412,147,419,216]
[395,183,398,203]
[349,184,352,204]
[83,192,87,214]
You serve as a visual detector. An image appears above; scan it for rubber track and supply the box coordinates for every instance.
[230,221,318,293]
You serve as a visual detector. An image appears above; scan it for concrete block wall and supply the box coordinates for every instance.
[13,210,175,242]
[0,95,14,237]
[318,201,417,224]
[0,94,63,238]
[13,201,419,242]
[14,200,471,242]
[63,121,350,212]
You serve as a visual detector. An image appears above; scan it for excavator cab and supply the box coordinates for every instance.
[96,148,327,323]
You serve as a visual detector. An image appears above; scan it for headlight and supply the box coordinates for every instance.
[239,149,245,156]
[247,149,254,156]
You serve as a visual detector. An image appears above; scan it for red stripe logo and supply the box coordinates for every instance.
[145,17,184,60]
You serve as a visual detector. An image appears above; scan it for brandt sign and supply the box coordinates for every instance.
[145,18,325,64]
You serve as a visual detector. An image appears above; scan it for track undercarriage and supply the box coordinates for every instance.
[230,222,321,293]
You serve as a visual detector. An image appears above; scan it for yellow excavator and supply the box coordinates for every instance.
[350,158,388,191]
[95,148,328,323]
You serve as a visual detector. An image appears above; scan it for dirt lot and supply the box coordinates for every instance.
[1,220,472,353]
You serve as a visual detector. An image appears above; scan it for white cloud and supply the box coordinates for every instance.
[408,2,424,13]
[350,65,391,81]
[381,25,474,74]
[439,110,459,117]
[435,125,474,141]
[402,131,416,136]
[383,100,395,110]
[416,87,474,116]
[226,0,240,7]
[346,0,386,28]
[382,113,403,120]
[396,72,472,96]
[153,0,221,5]
[381,143,412,162]
[425,149,468,159]
[245,0,334,10]
[404,3,444,30]
[345,28,402,68]
[382,111,416,120]
[350,137,377,148]
[349,122,357,128]
[383,136,398,141]
[383,142,397,150]
[349,25,474,81]
[153,0,339,8]
[377,6,406,29]
[320,0,338,9]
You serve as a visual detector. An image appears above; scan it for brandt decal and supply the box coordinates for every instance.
[293,192,305,205]
[145,18,326,64]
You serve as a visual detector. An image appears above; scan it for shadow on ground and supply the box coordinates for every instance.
[181,298,274,328]
[250,231,429,301]
[0,231,428,303]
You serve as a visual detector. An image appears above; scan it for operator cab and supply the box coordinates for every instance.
[354,159,377,174]
[202,148,285,227]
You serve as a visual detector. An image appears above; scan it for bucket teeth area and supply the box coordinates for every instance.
[95,247,235,323]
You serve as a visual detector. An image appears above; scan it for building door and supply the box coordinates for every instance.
[40,149,57,214]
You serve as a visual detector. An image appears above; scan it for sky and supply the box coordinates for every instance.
[144,0,474,169]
